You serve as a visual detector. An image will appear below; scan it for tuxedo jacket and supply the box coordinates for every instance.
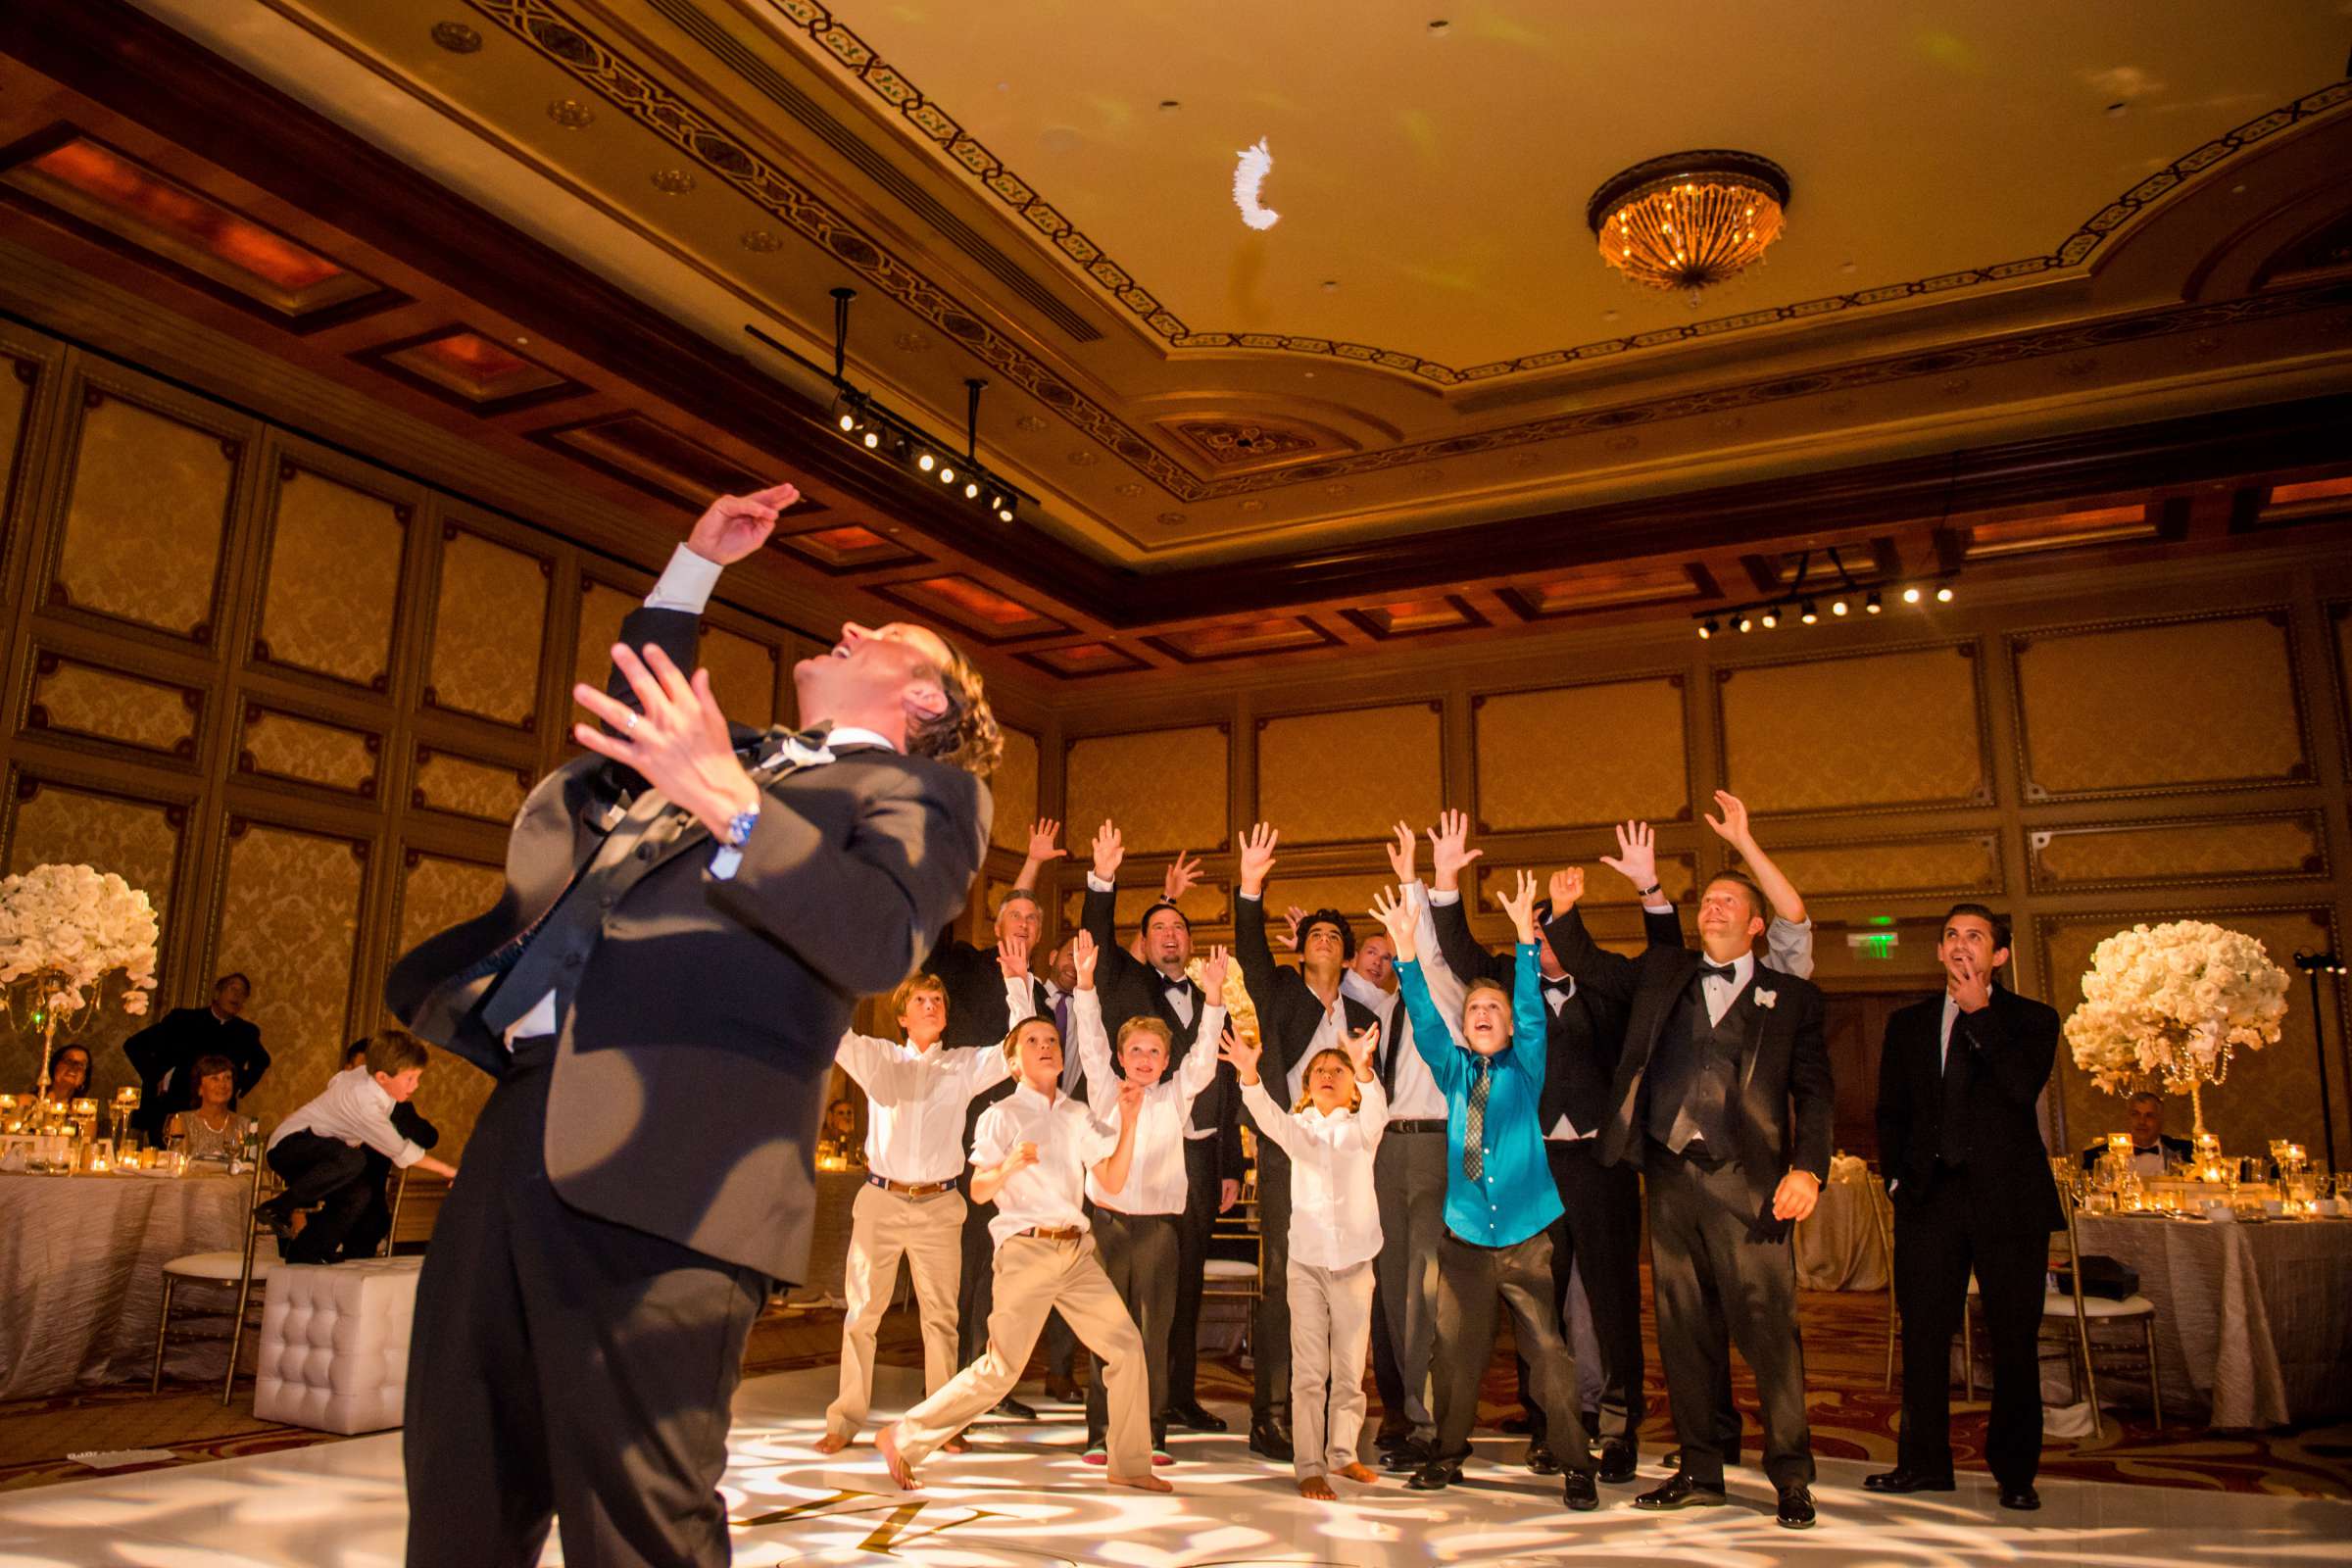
[926,932,1049,1050]
[2079,1133,2193,1171]
[386,606,989,1282]
[124,1008,269,1142]
[1550,906,1834,1225]
[1232,896,1382,1171]
[1876,987,2064,1233]
[1432,898,1652,1141]
[1080,881,1239,1180]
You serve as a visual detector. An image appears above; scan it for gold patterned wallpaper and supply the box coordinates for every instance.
[1721,645,1984,813]
[239,708,379,795]
[990,725,1041,854]
[414,748,530,822]
[427,528,548,727]
[0,778,183,1102]
[1755,836,2000,900]
[390,853,508,1150]
[2032,813,2327,892]
[701,624,779,730]
[2041,908,2337,1160]
[54,390,236,638]
[27,656,199,758]
[1475,677,1687,831]
[210,824,367,1131]
[256,466,407,687]
[1064,724,1229,854]
[1259,702,1443,844]
[1060,879,1230,933]
[2015,613,2306,798]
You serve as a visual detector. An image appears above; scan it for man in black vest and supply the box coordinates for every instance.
[386,485,994,1568]
[124,974,267,1146]
[1868,904,2063,1511]
[1082,821,1240,1436]
[1551,864,1833,1531]
[1231,821,1384,1462]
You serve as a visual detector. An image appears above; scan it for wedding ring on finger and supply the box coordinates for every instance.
[624,710,640,736]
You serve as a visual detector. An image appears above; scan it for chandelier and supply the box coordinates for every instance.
[1587,150,1790,298]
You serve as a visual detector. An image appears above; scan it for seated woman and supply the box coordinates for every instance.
[165,1054,253,1162]
[28,1043,95,1108]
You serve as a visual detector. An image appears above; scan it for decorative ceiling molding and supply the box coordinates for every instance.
[760,0,2352,383]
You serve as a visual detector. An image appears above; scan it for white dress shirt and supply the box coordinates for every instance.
[972,1083,1120,1246]
[1070,987,1223,1214]
[1939,992,1961,1071]
[1702,951,1756,1026]
[1287,988,1349,1102]
[835,1026,1012,1185]
[1240,1074,1389,1270]
[268,1066,423,1167]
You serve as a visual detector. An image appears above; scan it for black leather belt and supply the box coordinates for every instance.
[1389,1118,1448,1134]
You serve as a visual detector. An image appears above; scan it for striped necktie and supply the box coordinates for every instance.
[1463,1061,1492,1182]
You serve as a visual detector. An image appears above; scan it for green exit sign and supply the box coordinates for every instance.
[1848,932,1901,960]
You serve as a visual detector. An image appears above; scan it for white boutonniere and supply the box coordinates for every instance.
[1754,989,1778,1009]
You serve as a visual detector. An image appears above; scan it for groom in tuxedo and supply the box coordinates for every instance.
[1548,866,1832,1531]
[1869,904,2062,1511]
[387,485,995,1568]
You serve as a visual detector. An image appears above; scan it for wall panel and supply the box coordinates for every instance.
[1064,725,1228,854]
[701,624,778,731]
[389,851,507,1152]
[1720,645,1986,813]
[413,747,532,823]
[253,463,409,690]
[236,705,380,797]
[1475,676,1687,832]
[24,652,201,760]
[207,820,369,1131]
[990,725,1041,855]
[1749,835,2000,902]
[1259,702,1443,844]
[52,383,241,640]
[425,526,550,729]
[2030,813,2327,893]
[2014,613,2307,800]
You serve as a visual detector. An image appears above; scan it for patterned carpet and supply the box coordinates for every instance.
[4,1282,2345,1498]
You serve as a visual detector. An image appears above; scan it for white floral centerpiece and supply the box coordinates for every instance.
[0,863,159,1098]
[2064,919,2289,1140]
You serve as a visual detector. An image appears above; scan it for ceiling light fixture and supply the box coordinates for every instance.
[1865,590,1883,613]
[1587,150,1790,303]
[1799,599,1818,625]
[1760,608,1779,629]
[1737,613,1753,634]
[1690,548,1957,642]
[1936,585,1955,603]
[1903,585,1923,604]
[1698,618,1717,640]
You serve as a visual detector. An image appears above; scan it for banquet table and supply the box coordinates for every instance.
[1793,1155,1887,1291]
[2073,1212,2352,1429]
[0,1168,251,1399]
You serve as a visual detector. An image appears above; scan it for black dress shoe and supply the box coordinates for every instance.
[1382,1437,1430,1473]
[1999,1485,2040,1512]
[1498,1413,1534,1436]
[1166,1400,1228,1433]
[1633,1473,1728,1510]
[988,1396,1037,1421]
[1776,1484,1816,1530]
[253,1200,295,1244]
[1044,1377,1083,1403]
[1597,1441,1638,1484]
[1247,1418,1294,1461]
[1524,1440,1560,1475]
[1563,1469,1598,1511]
[1862,1466,1955,1494]
[1405,1458,1462,1492]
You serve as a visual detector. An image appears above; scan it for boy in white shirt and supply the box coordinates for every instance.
[877,1009,1170,1494]
[1224,1020,1388,1498]
[258,1029,456,1265]
[1066,930,1229,1464]
[819,948,1037,1453]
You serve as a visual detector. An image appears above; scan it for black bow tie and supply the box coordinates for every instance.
[1163,978,1191,994]
[753,720,837,768]
[1698,961,1739,984]
[1543,977,1574,996]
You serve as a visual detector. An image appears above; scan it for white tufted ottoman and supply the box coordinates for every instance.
[253,1256,422,1433]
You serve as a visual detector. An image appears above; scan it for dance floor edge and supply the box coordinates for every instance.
[0,1365,2345,1567]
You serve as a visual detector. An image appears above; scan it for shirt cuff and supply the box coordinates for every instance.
[645,544,722,614]
[1237,891,1261,904]
[1641,898,1674,912]
[390,1139,424,1170]
[1428,887,1460,906]
[1087,872,1113,894]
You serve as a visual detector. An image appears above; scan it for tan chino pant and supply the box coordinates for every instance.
[892,1233,1152,1476]
[1288,1256,1376,1479]
[824,1181,965,1441]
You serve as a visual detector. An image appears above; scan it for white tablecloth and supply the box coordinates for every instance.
[2074,1213,2352,1429]
[0,1170,250,1399]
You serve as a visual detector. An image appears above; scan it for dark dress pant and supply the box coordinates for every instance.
[404,1040,765,1568]
[1893,1163,2049,1489]
[1644,1142,1814,1490]
[1430,1230,1595,1473]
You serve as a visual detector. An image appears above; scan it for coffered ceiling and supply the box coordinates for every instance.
[1,0,2349,686]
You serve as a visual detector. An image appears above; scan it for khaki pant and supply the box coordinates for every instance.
[893,1233,1151,1476]
[824,1182,965,1441]
[1288,1256,1376,1479]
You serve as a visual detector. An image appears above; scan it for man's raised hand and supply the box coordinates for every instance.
[1163,851,1203,903]
[1703,790,1756,851]
[1070,928,1100,989]
[1549,865,1586,913]
[1216,1025,1263,1086]
[1494,868,1542,944]
[686,482,801,565]
[1385,820,1418,885]
[1091,819,1125,881]
[1597,820,1658,891]
[1237,822,1279,897]
[1025,818,1066,864]
[1428,808,1482,891]
[997,930,1031,980]
[1367,886,1418,961]
[571,643,754,840]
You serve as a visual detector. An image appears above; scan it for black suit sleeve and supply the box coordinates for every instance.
[606,607,701,717]
[391,1102,441,1150]
[1642,905,1686,951]
[234,1023,269,1098]
[123,1017,168,1083]
[1951,992,2058,1107]
[1234,895,1309,1083]
[1432,897,1508,986]
[1543,906,1640,1005]
[1874,1015,1910,1192]
[1788,985,1835,1182]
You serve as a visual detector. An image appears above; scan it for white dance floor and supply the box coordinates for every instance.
[2,1364,2346,1566]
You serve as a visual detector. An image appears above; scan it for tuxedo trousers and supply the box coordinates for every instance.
[265,1132,375,1266]
[1645,1143,1813,1490]
[404,1040,765,1568]
[1084,1207,1178,1448]
[824,1182,965,1441]
[1431,1231,1594,1473]
[1515,1140,1645,1447]
[1250,1152,1293,1422]
[1371,1129,1446,1441]
[1893,1164,2049,1489]
[1164,1136,1221,1410]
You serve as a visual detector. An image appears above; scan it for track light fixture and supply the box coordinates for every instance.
[1902,585,1923,604]
[1690,549,1958,640]
[746,304,1032,528]
[1865,590,1883,613]
[1936,585,1955,603]
[1698,617,1717,640]
[1799,599,1818,625]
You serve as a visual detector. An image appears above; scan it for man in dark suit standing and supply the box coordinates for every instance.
[1231,821,1383,1462]
[1550,864,1833,1531]
[1869,904,2063,1512]
[123,974,267,1146]
[1082,821,1242,1437]
[386,484,995,1568]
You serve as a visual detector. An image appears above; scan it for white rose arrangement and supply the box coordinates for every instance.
[0,863,160,1090]
[2064,920,2289,1098]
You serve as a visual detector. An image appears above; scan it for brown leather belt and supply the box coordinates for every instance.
[869,1176,956,1199]
[1016,1225,1085,1242]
